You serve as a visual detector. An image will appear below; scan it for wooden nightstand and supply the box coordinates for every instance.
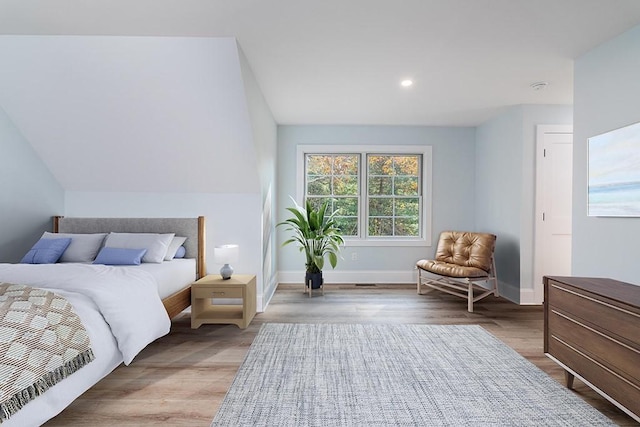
[191,274,256,329]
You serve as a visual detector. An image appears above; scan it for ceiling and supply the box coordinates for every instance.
[2,0,640,126]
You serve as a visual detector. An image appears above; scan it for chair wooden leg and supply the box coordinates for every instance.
[417,259,497,313]
[491,258,499,297]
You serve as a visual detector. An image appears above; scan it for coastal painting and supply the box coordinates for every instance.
[588,121,640,216]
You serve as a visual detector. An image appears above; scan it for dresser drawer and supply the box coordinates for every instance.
[547,280,640,345]
[193,286,244,299]
[548,309,640,387]
[548,336,640,417]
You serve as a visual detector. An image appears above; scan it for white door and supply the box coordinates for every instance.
[534,125,573,303]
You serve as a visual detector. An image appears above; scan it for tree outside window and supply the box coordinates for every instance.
[368,155,421,237]
[304,152,423,239]
[306,154,359,236]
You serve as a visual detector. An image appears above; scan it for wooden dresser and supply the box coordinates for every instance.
[544,276,640,422]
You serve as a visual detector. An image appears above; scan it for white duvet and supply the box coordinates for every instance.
[0,263,172,426]
[0,263,171,365]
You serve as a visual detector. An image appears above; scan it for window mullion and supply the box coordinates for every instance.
[360,152,366,239]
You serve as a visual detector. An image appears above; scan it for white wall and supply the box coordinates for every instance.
[0,107,64,262]
[277,125,476,284]
[59,42,276,312]
[0,36,276,310]
[573,24,640,284]
[0,36,259,194]
[237,44,279,308]
[64,191,264,300]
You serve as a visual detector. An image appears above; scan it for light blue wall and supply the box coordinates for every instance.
[475,107,523,300]
[475,105,572,302]
[0,107,64,262]
[573,24,640,284]
[277,125,476,279]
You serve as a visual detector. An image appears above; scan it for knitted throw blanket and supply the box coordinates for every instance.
[0,283,95,423]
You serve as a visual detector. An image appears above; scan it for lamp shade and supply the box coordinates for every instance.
[213,244,239,264]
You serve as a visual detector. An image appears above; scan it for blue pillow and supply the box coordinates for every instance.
[20,238,72,264]
[93,247,147,266]
[174,246,186,259]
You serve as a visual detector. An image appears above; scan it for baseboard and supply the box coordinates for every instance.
[495,280,519,304]
[278,270,417,285]
[275,271,535,307]
[519,287,543,305]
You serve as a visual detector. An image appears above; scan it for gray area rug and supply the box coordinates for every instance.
[212,323,615,426]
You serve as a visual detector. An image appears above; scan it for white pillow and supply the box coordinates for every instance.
[41,232,107,262]
[104,232,175,264]
[164,236,187,260]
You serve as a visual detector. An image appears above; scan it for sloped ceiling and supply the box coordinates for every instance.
[0,36,260,193]
[2,1,640,126]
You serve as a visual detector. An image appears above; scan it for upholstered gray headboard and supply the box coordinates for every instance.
[53,216,206,279]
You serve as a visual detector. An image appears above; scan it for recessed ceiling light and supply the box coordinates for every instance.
[400,79,413,87]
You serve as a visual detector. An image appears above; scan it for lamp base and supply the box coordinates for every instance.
[220,263,234,280]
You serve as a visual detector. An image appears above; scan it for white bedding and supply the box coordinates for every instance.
[130,258,195,299]
[0,263,172,426]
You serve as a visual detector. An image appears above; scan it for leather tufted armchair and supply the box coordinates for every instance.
[416,231,498,312]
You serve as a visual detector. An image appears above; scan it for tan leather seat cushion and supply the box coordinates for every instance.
[416,259,489,278]
[416,231,496,277]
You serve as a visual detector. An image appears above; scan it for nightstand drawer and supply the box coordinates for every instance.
[193,286,244,299]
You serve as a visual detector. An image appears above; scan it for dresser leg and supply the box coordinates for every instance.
[564,370,575,389]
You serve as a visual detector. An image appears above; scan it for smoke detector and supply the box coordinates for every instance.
[530,81,548,91]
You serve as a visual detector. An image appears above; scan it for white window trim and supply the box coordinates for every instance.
[296,144,432,247]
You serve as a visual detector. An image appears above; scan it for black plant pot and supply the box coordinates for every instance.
[305,271,323,289]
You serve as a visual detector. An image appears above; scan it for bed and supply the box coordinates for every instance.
[0,216,206,426]
[52,216,206,318]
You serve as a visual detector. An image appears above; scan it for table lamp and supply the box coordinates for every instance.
[214,244,239,280]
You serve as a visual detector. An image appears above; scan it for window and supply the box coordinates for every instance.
[306,154,360,236]
[367,154,421,237]
[297,145,432,247]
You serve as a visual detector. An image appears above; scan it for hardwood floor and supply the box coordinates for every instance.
[45,284,638,426]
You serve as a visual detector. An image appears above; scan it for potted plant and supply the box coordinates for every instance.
[278,197,344,289]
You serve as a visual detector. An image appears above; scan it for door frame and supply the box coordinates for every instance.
[532,125,573,304]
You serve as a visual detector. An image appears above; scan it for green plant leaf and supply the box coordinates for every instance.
[277,196,344,272]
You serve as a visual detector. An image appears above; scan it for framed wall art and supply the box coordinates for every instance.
[588,120,640,217]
